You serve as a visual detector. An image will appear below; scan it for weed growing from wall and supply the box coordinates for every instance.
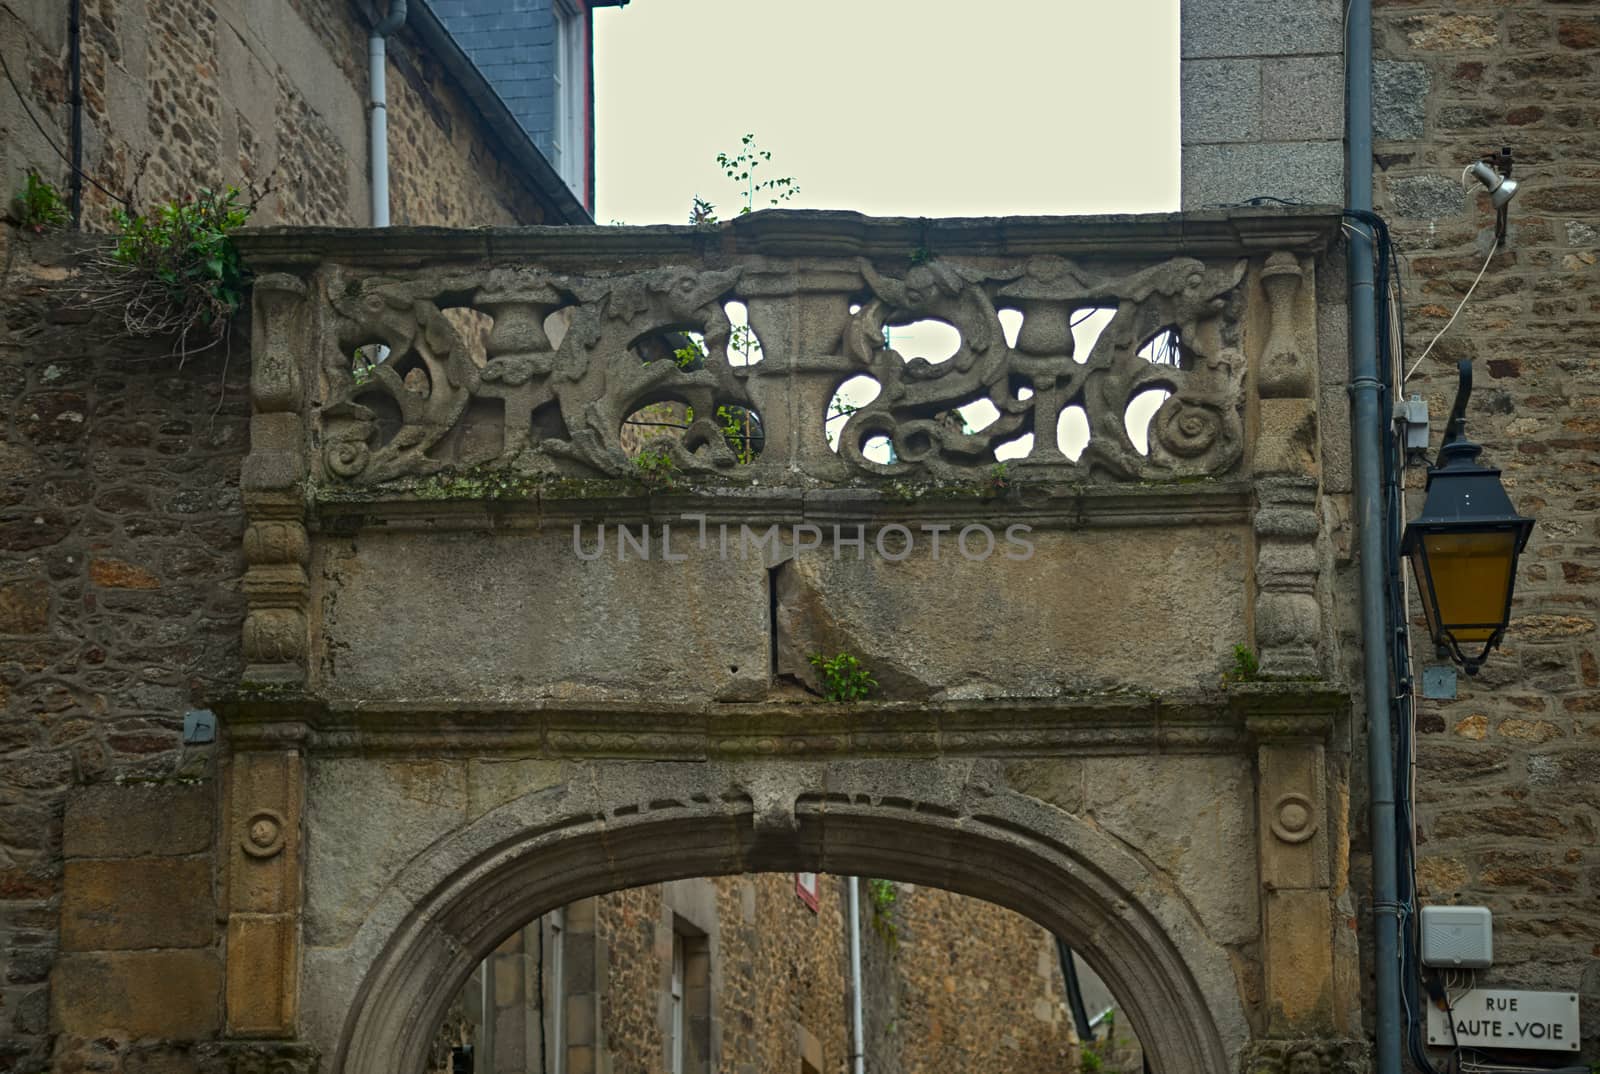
[866,878,898,951]
[10,171,68,233]
[79,184,261,359]
[1221,644,1260,684]
[809,652,877,702]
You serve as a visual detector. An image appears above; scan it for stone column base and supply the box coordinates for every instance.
[1241,1038,1371,1074]
[196,1041,320,1074]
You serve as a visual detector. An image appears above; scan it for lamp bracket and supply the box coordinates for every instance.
[1437,359,1482,469]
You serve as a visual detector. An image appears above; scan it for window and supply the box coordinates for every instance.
[668,932,685,1074]
[551,1,584,194]
[546,906,566,1074]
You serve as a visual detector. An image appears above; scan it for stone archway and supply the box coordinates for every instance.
[317,760,1248,1074]
[221,212,1367,1074]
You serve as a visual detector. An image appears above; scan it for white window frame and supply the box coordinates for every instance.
[668,932,685,1074]
[547,907,566,1074]
[551,1,584,193]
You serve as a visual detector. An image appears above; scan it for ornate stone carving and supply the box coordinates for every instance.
[309,253,1250,486]
[243,608,308,666]
[242,809,287,859]
[243,522,309,567]
[839,255,1247,479]
[1240,1038,1370,1074]
[1255,477,1323,679]
[1257,252,1310,399]
[1270,792,1317,844]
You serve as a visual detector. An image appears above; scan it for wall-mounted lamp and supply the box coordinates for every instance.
[1468,148,1518,242]
[1401,360,1533,675]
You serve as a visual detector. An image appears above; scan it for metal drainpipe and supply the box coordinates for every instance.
[368,0,407,227]
[67,0,82,226]
[847,878,866,1074]
[1347,1,1402,1072]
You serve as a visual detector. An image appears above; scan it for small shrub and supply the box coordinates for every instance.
[808,651,876,702]
[1222,644,1259,684]
[80,185,257,357]
[13,171,68,232]
[632,448,679,491]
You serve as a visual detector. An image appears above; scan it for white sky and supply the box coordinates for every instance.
[594,0,1180,225]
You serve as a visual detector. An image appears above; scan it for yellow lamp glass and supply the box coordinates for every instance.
[1409,529,1519,646]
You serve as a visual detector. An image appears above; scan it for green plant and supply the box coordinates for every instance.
[866,878,898,950]
[93,185,254,352]
[673,338,705,369]
[808,651,877,702]
[1222,644,1260,684]
[14,170,68,232]
[631,448,679,491]
[989,461,1012,491]
[691,133,800,222]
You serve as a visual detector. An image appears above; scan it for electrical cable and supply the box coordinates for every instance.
[0,41,128,206]
[1403,238,1498,384]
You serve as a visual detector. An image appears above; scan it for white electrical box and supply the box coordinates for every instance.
[1421,905,1493,969]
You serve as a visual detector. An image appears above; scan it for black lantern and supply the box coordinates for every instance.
[1401,360,1533,675]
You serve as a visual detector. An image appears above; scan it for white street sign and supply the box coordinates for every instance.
[1426,989,1580,1052]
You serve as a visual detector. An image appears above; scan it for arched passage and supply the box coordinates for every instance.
[312,759,1250,1074]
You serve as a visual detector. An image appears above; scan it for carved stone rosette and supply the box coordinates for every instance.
[243,274,311,684]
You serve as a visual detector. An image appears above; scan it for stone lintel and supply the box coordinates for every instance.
[218,688,1350,759]
[306,480,1257,531]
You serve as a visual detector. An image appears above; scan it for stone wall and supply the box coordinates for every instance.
[1370,0,1600,1052]
[1180,0,1346,207]
[0,231,248,1074]
[0,0,558,229]
[858,882,1083,1074]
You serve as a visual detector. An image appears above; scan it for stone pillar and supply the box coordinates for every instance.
[563,897,602,1074]
[1252,252,1324,681]
[1249,710,1347,1043]
[222,748,305,1039]
[242,273,311,685]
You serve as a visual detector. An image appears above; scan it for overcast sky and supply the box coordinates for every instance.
[594,0,1180,224]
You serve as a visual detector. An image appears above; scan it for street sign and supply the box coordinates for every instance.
[1426,989,1580,1052]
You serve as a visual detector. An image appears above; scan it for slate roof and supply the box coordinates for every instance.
[428,0,558,162]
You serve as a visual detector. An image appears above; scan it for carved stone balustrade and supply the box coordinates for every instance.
[242,210,1335,488]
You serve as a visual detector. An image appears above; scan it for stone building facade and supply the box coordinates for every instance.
[0,0,589,229]
[1179,0,1600,1060]
[1369,0,1600,1034]
[2,2,1598,1074]
[1,7,1084,1074]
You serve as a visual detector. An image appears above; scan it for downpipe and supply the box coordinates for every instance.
[848,877,866,1074]
[1347,0,1403,1072]
[368,0,407,227]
